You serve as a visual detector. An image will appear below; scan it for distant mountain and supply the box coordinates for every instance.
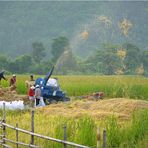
[0,1,148,58]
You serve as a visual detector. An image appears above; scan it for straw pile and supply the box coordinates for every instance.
[0,87,28,104]
[39,98,148,120]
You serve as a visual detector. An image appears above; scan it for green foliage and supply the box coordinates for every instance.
[8,55,32,74]
[102,43,120,51]
[142,51,148,72]
[29,61,52,75]
[104,110,148,147]
[51,36,69,63]
[80,50,104,74]
[123,43,142,74]
[105,116,121,147]
[55,50,77,75]
[0,41,147,75]
[74,116,96,146]
[32,42,46,63]
[120,110,148,147]
[101,51,121,75]
[0,55,9,71]
[77,43,147,75]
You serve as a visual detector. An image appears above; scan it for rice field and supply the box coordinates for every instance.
[1,75,148,100]
[0,75,148,147]
[0,108,148,148]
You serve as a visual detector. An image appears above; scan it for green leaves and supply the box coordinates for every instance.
[32,42,46,64]
[51,36,69,63]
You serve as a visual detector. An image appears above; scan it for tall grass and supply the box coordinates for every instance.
[0,110,96,147]
[1,75,148,100]
[104,109,148,147]
[0,109,148,147]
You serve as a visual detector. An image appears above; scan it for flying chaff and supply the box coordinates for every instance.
[81,30,89,40]
[97,15,112,27]
[118,18,133,36]
[117,48,126,59]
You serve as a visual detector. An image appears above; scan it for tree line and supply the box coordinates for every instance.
[0,36,148,76]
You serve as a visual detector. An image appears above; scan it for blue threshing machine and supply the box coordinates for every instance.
[35,66,70,104]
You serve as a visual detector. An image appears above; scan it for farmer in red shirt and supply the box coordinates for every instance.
[28,85,35,107]
[10,74,16,86]
[9,74,16,91]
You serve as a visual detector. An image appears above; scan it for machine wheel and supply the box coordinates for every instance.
[63,97,70,102]
[44,99,50,105]
[45,99,58,105]
[50,100,58,104]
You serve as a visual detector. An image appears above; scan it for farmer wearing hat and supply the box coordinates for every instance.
[10,74,16,86]
[25,74,35,89]
[9,74,16,91]
[28,85,35,107]
[30,75,34,81]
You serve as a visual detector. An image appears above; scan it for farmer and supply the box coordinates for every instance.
[9,74,16,91]
[0,70,7,84]
[34,85,45,107]
[34,85,41,106]
[30,74,34,81]
[25,74,35,89]
[28,85,35,107]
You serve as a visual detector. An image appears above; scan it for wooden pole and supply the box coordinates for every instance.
[2,102,6,148]
[102,129,107,148]
[63,125,67,148]
[3,102,6,122]
[97,128,101,148]
[30,109,35,147]
[16,123,18,148]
